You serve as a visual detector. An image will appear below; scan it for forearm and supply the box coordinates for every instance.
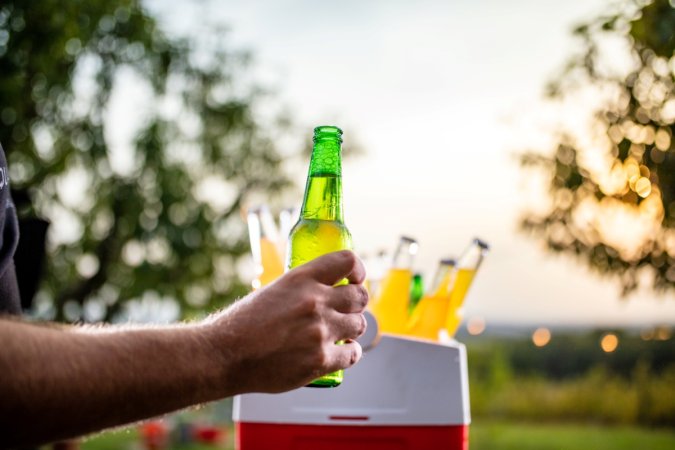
[0,318,231,447]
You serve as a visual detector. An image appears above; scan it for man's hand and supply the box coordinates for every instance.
[208,250,369,394]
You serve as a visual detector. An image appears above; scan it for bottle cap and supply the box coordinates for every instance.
[473,238,489,250]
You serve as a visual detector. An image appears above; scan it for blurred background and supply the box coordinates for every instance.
[1,0,674,448]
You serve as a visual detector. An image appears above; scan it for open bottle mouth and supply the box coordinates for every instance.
[313,125,343,143]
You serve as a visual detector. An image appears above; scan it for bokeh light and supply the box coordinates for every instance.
[532,327,551,347]
[655,327,672,341]
[466,316,486,336]
[635,177,651,198]
[639,326,672,341]
[640,328,654,340]
[654,128,671,150]
[600,333,619,353]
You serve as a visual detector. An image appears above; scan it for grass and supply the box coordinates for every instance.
[470,420,675,450]
[77,420,675,450]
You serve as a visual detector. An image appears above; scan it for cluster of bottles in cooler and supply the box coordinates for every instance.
[246,205,489,342]
[368,235,489,342]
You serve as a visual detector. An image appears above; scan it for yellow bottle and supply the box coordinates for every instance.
[247,206,284,289]
[405,258,456,341]
[444,238,489,338]
[370,236,418,335]
[277,207,298,265]
[364,250,388,299]
[259,237,284,286]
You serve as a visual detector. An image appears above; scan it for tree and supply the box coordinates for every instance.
[520,0,675,295]
[0,0,294,321]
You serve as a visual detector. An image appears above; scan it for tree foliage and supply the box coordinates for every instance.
[0,0,294,321]
[520,0,675,295]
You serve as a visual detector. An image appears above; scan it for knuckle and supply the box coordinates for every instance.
[355,285,369,309]
[297,293,321,316]
[339,250,357,269]
[307,324,327,345]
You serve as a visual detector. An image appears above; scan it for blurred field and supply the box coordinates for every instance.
[466,330,675,427]
[470,420,675,450]
[78,427,234,450]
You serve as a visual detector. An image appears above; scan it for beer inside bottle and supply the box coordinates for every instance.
[371,236,418,335]
[444,238,490,337]
[287,125,353,388]
[247,206,284,289]
[405,258,456,341]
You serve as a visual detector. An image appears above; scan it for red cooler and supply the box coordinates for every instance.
[233,328,471,450]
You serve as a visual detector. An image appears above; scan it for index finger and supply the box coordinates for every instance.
[302,250,366,286]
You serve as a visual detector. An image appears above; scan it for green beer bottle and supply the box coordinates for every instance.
[287,125,353,388]
[409,273,424,314]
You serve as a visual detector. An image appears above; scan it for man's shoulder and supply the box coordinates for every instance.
[0,141,16,254]
[0,141,21,315]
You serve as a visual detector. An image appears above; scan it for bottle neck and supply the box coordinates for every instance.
[308,140,342,177]
[430,259,456,297]
[300,174,344,222]
[457,238,489,270]
[300,126,344,222]
[410,273,424,301]
[257,205,279,241]
[391,236,418,269]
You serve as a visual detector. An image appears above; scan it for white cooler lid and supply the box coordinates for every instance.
[234,335,471,426]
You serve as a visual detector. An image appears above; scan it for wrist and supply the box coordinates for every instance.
[196,315,242,398]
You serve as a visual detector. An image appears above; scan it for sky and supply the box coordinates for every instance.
[143,0,675,327]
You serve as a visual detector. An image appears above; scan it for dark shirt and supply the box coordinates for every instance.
[0,142,21,315]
